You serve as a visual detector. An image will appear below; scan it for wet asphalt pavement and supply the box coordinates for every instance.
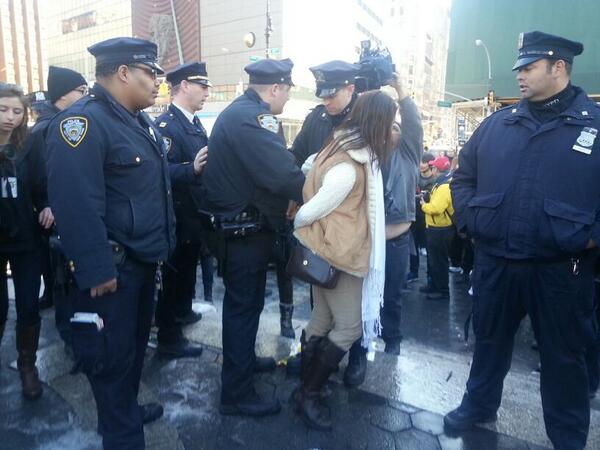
[1,263,599,449]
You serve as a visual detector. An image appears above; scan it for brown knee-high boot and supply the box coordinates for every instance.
[16,323,43,400]
[296,337,345,431]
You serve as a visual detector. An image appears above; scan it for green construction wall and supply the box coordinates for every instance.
[445,0,600,100]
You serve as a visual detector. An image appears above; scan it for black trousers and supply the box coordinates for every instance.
[156,241,213,343]
[221,232,272,404]
[462,250,596,450]
[276,260,293,305]
[0,249,41,327]
[425,226,454,294]
[71,258,156,450]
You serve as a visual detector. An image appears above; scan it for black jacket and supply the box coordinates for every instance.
[291,97,355,167]
[0,141,47,253]
[46,84,176,289]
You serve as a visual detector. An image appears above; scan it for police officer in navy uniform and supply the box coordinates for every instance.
[154,62,212,359]
[446,31,598,450]
[291,60,360,166]
[46,38,176,450]
[27,67,87,352]
[288,61,370,388]
[202,58,304,416]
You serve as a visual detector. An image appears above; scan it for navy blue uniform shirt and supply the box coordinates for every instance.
[291,98,355,167]
[155,104,207,242]
[202,88,304,224]
[451,85,600,259]
[46,83,176,289]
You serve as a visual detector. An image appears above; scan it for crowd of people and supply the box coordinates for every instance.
[0,29,599,450]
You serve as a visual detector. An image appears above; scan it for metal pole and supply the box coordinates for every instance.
[481,42,492,87]
[265,0,272,59]
[170,0,184,64]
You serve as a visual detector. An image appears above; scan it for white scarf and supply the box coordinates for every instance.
[360,159,386,348]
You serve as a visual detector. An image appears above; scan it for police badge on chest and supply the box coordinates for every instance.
[572,127,597,155]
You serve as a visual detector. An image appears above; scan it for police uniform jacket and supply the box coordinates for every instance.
[202,88,304,227]
[451,85,600,259]
[46,83,176,290]
[156,104,207,243]
[291,98,355,167]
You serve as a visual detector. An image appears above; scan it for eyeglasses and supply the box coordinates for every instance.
[129,65,158,80]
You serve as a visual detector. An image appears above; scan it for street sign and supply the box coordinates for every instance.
[437,100,453,108]
[269,47,280,55]
[249,55,262,61]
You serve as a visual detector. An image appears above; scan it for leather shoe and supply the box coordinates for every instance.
[140,402,164,425]
[419,285,435,294]
[174,311,202,325]
[427,291,449,300]
[220,391,281,417]
[384,341,401,355]
[443,405,496,431]
[254,356,277,373]
[38,293,54,310]
[343,346,367,388]
[286,353,302,376]
[157,339,203,359]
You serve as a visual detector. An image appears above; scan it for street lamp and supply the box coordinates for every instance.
[475,39,492,88]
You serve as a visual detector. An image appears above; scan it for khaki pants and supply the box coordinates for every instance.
[305,272,363,351]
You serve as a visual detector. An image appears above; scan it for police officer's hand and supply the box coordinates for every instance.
[390,73,407,101]
[38,207,54,229]
[587,239,597,249]
[90,278,117,298]
[194,146,208,175]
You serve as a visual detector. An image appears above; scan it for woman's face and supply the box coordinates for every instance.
[391,121,401,147]
[0,96,25,134]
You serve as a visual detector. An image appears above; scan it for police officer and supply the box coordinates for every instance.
[289,61,371,388]
[154,62,212,359]
[291,60,360,166]
[202,58,304,416]
[447,31,598,450]
[46,38,176,450]
[27,66,87,352]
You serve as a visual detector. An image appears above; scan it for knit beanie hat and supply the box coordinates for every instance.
[47,66,87,104]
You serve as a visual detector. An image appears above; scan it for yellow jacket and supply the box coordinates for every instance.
[421,178,454,228]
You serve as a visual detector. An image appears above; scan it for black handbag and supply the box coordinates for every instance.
[286,244,340,289]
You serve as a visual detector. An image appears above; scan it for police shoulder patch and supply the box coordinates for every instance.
[257,114,279,133]
[163,137,172,153]
[60,116,88,148]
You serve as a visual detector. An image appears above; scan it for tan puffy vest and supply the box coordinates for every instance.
[294,145,371,277]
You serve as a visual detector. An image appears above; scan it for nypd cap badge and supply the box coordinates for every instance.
[257,114,279,134]
[60,117,88,148]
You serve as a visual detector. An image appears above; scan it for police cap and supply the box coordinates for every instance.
[244,58,294,85]
[310,60,360,98]
[166,62,212,87]
[88,37,164,74]
[512,31,584,71]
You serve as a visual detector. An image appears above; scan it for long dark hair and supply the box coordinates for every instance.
[0,83,29,152]
[322,90,397,165]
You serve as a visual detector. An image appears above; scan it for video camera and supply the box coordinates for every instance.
[354,40,395,93]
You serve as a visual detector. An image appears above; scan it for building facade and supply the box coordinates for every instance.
[386,0,452,148]
[446,0,600,100]
[0,0,44,92]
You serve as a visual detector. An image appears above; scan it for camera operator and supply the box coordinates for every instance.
[380,74,423,355]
